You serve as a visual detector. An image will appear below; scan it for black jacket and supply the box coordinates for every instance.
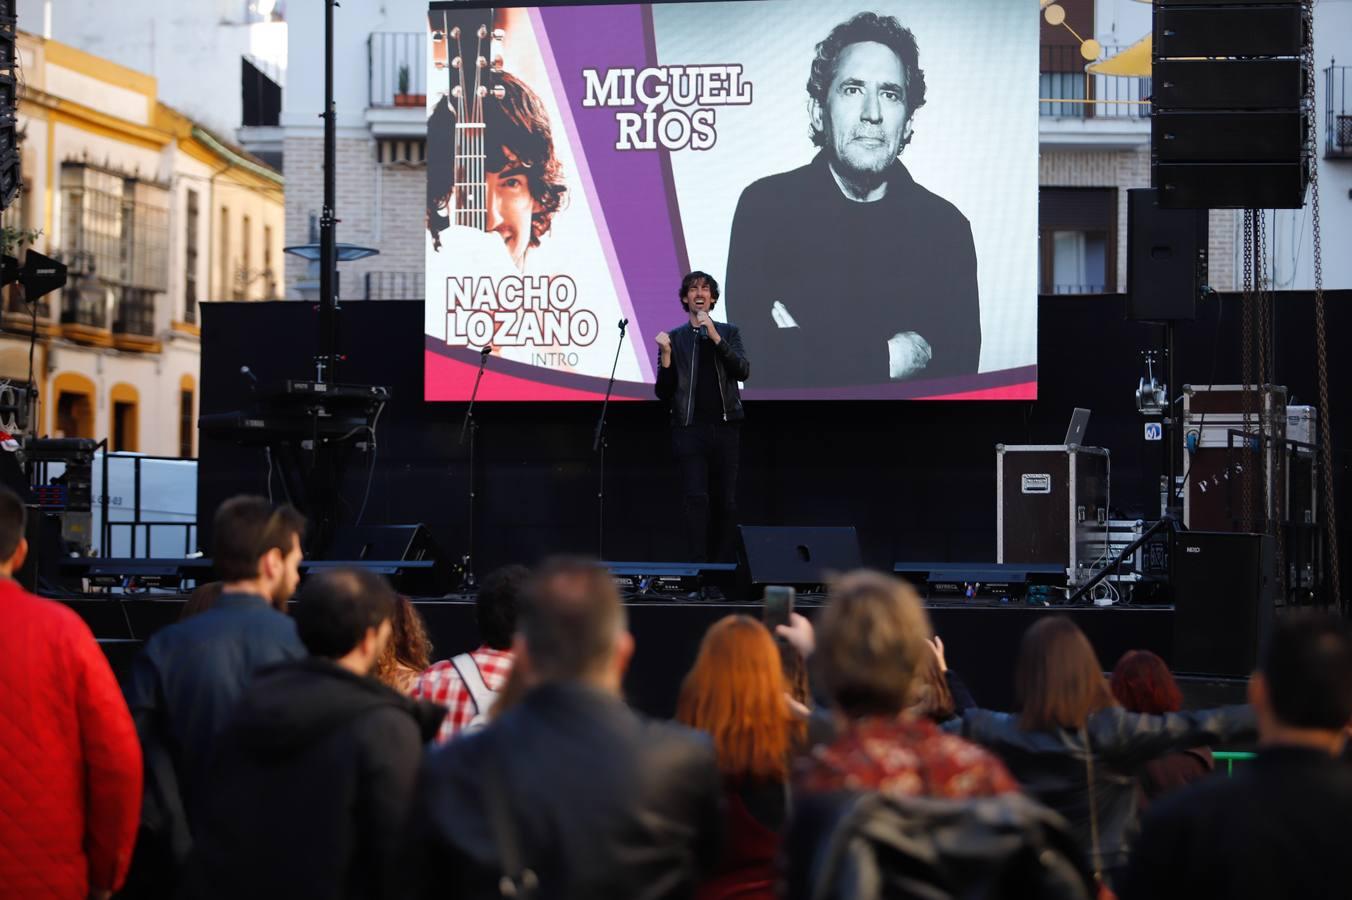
[727,153,981,389]
[182,658,445,900]
[947,705,1255,872]
[654,320,750,426]
[1121,745,1352,900]
[408,681,725,900]
[784,790,1095,900]
[124,592,305,858]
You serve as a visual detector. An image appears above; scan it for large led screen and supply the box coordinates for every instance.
[425,0,1037,400]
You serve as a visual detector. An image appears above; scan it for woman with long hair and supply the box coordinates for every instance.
[676,615,803,900]
[373,594,433,694]
[1111,649,1214,805]
[948,616,1253,888]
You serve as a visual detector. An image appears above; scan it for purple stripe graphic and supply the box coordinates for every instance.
[527,7,651,382]
[537,4,687,351]
[642,4,692,278]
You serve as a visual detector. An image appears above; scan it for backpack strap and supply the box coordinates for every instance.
[450,652,496,715]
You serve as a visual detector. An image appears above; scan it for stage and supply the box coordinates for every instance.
[69,596,1213,717]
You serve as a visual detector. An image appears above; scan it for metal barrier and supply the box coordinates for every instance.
[99,452,197,559]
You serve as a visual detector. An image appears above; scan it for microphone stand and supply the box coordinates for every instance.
[594,319,628,558]
[458,345,491,591]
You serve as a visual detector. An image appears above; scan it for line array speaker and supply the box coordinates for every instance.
[1151,1,1311,210]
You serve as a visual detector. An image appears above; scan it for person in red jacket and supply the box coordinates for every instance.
[0,485,143,898]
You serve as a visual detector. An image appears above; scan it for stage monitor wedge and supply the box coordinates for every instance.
[738,525,862,595]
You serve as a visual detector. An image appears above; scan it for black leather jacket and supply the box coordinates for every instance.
[785,790,1095,900]
[408,681,725,900]
[947,705,1256,873]
[654,320,750,425]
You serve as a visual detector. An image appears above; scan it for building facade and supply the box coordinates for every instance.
[282,0,428,301]
[1039,0,1351,296]
[0,32,285,458]
[16,0,287,168]
[280,0,1349,302]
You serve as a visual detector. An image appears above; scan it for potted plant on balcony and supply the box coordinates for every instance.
[394,65,424,107]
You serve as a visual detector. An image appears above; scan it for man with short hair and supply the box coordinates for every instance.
[182,569,444,900]
[728,12,982,388]
[124,496,307,884]
[412,563,529,741]
[0,486,143,899]
[409,556,725,899]
[1121,613,1352,900]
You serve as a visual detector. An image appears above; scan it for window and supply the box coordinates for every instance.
[185,189,199,323]
[263,224,275,298]
[179,389,195,458]
[241,214,252,299]
[56,392,93,439]
[59,163,169,333]
[1038,188,1117,294]
[113,401,138,451]
[220,206,231,300]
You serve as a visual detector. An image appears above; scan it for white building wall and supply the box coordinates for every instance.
[1265,0,1352,291]
[283,0,429,299]
[18,0,286,139]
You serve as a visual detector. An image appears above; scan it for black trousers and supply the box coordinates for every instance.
[672,422,740,562]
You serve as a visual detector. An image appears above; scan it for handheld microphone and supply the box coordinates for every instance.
[480,344,492,358]
[239,365,258,385]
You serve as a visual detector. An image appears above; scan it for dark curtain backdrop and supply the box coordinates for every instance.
[198,292,1349,587]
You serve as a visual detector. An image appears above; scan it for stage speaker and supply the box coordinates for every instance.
[328,523,449,594]
[1127,188,1206,321]
[1151,1,1310,210]
[738,525,862,595]
[1154,5,1304,59]
[1153,112,1305,163]
[1171,531,1274,677]
[15,509,63,594]
[1154,163,1308,211]
[0,2,15,212]
[1154,60,1304,111]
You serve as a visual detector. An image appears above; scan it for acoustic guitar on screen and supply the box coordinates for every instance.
[427,8,516,277]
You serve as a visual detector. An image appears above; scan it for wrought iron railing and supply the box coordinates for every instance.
[1051,283,1109,295]
[369,32,427,108]
[364,270,425,300]
[1326,64,1352,159]
[113,288,156,338]
[1040,44,1151,120]
[61,281,109,330]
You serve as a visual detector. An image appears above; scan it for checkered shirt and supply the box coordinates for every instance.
[411,646,514,743]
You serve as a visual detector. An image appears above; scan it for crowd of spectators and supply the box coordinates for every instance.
[4,485,1351,899]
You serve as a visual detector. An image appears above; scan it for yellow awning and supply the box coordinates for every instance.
[1087,35,1151,78]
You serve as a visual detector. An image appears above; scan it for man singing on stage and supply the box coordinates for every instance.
[655,271,751,563]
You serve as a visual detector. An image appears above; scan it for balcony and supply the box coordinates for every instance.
[113,288,160,352]
[364,270,425,300]
[60,277,112,347]
[1327,64,1352,159]
[1041,44,1151,149]
[1041,45,1151,120]
[369,33,426,108]
[366,33,429,138]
